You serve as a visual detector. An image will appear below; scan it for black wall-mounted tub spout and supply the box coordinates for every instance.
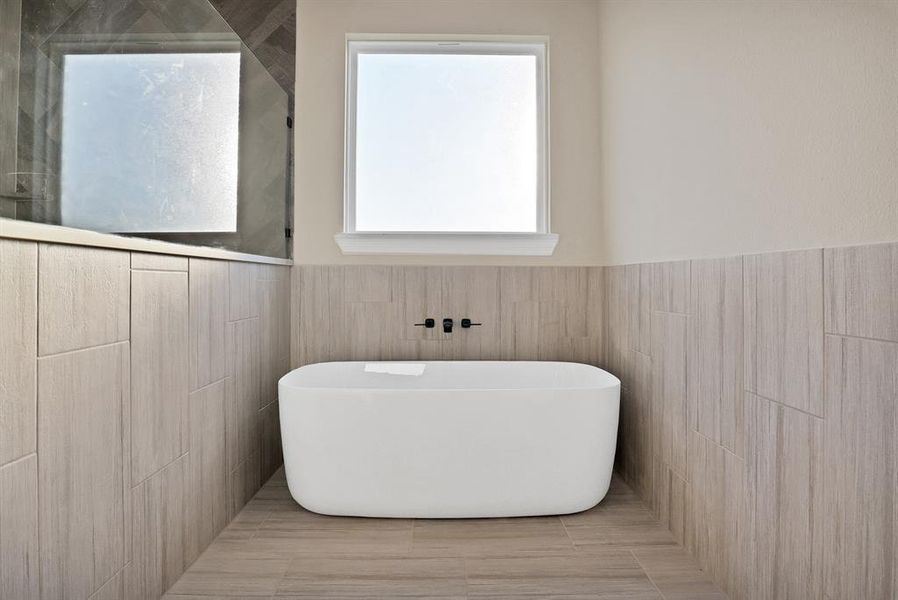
[443,318,454,333]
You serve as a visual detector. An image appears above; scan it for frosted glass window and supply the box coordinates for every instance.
[347,41,546,233]
[60,52,240,233]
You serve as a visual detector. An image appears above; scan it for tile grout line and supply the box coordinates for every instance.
[744,390,824,421]
[823,330,898,346]
[630,549,670,600]
[37,338,130,360]
[190,375,229,396]
[557,514,579,551]
[0,451,36,471]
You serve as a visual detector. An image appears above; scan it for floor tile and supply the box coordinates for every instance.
[412,517,573,556]
[561,493,658,527]
[633,547,728,600]
[276,555,466,597]
[166,549,289,596]
[167,471,728,599]
[466,551,662,598]
[565,521,678,550]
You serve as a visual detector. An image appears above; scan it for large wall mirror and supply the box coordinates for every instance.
[0,0,293,259]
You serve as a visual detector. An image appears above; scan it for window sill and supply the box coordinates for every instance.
[334,232,559,256]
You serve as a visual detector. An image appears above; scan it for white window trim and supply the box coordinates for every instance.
[337,34,556,256]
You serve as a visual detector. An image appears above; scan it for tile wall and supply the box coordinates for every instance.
[291,265,604,367]
[605,242,898,600]
[0,240,290,599]
[3,240,895,599]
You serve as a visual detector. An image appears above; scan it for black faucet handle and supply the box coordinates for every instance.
[460,318,482,328]
[442,318,454,333]
[414,318,435,328]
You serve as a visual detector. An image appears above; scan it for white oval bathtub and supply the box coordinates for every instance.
[278,361,620,518]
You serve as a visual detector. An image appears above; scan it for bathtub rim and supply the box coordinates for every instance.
[279,360,621,394]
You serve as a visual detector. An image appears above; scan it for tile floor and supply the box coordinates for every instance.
[165,469,728,599]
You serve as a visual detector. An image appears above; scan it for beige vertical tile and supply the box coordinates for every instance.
[189,258,228,391]
[537,298,566,360]
[227,318,261,464]
[230,452,262,519]
[743,391,825,600]
[689,256,744,455]
[650,457,687,546]
[88,570,123,600]
[0,455,39,599]
[343,300,394,361]
[668,471,687,546]
[507,300,541,361]
[652,311,688,477]
[229,262,260,320]
[604,266,630,379]
[441,267,500,359]
[126,454,189,600]
[619,351,653,499]
[744,249,824,416]
[131,269,189,484]
[571,334,602,368]
[260,278,285,405]
[823,335,898,600]
[686,431,744,598]
[0,240,36,465]
[500,266,538,304]
[290,266,301,369]
[394,266,443,342]
[825,241,898,342]
[131,252,188,271]
[586,266,605,343]
[343,265,393,303]
[498,267,536,360]
[38,343,128,599]
[536,267,589,337]
[259,400,283,483]
[628,263,653,354]
[38,244,129,355]
[224,375,238,470]
[185,380,229,565]
[276,274,292,376]
[652,260,690,314]
[296,266,344,365]
[258,263,287,282]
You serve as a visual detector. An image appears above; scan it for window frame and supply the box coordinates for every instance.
[338,34,557,256]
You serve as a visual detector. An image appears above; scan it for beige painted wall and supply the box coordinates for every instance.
[598,0,898,266]
[293,0,602,265]
[295,0,898,267]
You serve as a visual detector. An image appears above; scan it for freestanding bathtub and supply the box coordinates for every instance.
[278,361,620,518]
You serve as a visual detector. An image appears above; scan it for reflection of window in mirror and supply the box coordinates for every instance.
[58,49,241,233]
